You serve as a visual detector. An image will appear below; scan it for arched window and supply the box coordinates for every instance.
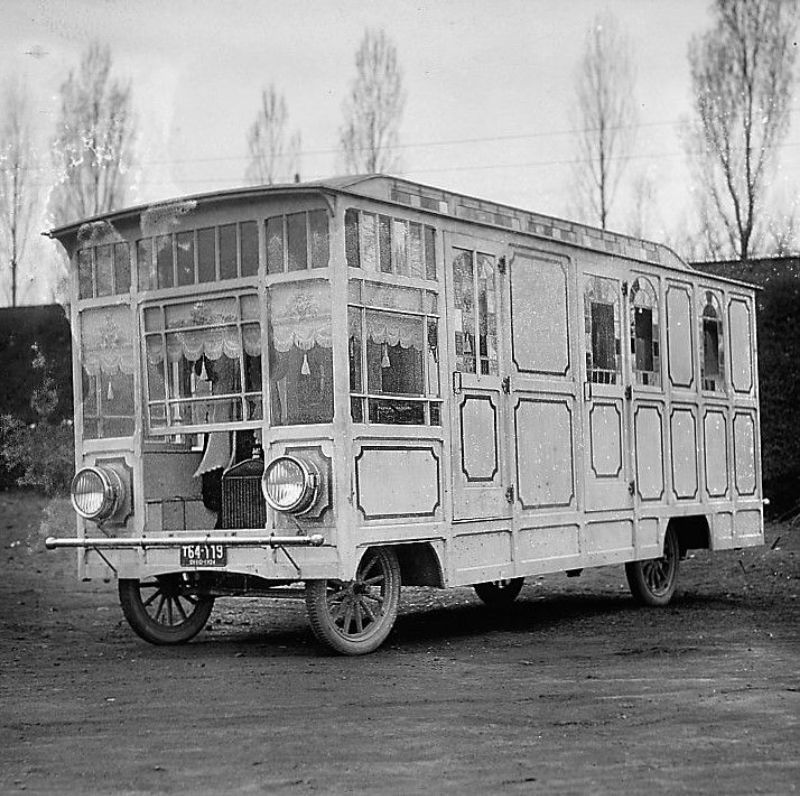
[701,291,725,392]
[629,277,660,387]
[584,275,621,384]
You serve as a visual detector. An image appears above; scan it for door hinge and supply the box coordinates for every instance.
[497,256,507,275]
[628,480,636,496]
[505,486,515,504]
[625,385,632,400]
[452,371,463,395]
[501,375,511,394]
[622,280,629,297]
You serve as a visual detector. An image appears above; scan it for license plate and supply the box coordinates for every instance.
[180,543,227,567]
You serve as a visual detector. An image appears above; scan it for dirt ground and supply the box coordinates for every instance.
[1,491,798,795]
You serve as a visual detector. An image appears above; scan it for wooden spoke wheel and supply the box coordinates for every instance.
[118,574,215,645]
[473,577,524,608]
[305,547,401,655]
[625,526,680,607]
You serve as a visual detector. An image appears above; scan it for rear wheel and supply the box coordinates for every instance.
[625,526,680,606]
[305,547,401,655]
[118,574,215,645]
[473,577,524,608]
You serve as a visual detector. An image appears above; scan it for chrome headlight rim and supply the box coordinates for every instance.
[261,455,319,515]
[71,466,122,521]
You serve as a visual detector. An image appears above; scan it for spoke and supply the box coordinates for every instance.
[360,556,379,581]
[142,589,161,608]
[174,597,189,622]
[354,601,364,633]
[362,574,385,586]
[166,596,175,626]
[362,592,384,607]
[360,599,377,623]
[342,604,354,636]
[153,594,167,623]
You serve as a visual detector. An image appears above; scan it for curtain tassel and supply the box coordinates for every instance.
[199,356,209,381]
[301,352,311,376]
[106,378,114,401]
[381,343,390,369]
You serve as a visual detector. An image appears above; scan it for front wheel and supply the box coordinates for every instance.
[473,577,524,608]
[118,574,215,645]
[305,547,401,655]
[625,526,680,606]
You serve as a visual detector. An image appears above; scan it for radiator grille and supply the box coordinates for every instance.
[221,459,266,529]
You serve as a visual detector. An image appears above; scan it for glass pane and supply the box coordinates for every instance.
[585,276,620,384]
[592,303,617,376]
[345,209,360,268]
[114,243,131,294]
[476,253,497,375]
[361,213,377,272]
[368,398,424,425]
[409,223,424,279]
[427,319,440,395]
[349,308,362,392]
[309,210,329,269]
[266,217,284,274]
[96,245,113,297]
[240,221,259,277]
[424,226,437,280]
[176,231,195,286]
[379,216,392,273]
[156,235,174,288]
[287,212,307,271]
[78,249,93,299]
[197,227,216,283]
[392,219,408,276]
[137,239,154,291]
[453,249,475,373]
[350,396,364,423]
[219,224,237,279]
[365,313,424,397]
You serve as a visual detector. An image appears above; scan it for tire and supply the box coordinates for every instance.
[118,574,215,645]
[305,547,401,655]
[625,525,680,607]
[473,577,524,608]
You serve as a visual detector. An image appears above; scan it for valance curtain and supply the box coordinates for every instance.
[269,281,332,352]
[349,310,424,351]
[81,305,136,376]
[146,325,261,364]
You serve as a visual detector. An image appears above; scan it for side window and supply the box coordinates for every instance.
[701,290,725,392]
[630,277,661,387]
[452,248,498,375]
[584,275,621,384]
[78,243,132,299]
[348,285,441,426]
[266,210,329,274]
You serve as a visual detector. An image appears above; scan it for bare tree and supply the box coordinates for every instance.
[686,0,798,261]
[0,76,37,306]
[339,29,404,174]
[571,12,638,230]
[625,169,660,240]
[50,41,136,227]
[245,85,301,185]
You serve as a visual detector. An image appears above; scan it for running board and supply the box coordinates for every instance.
[45,534,326,550]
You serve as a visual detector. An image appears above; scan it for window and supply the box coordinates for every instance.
[345,208,438,281]
[701,290,725,392]
[267,281,334,425]
[143,294,263,433]
[80,305,136,438]
[452,248,498,375]
[629,277,660,387]
[138,221,259,291]
[585,275,621,384]
[77,243,132,299]
[265,210,330,274]
[349,282,441,425]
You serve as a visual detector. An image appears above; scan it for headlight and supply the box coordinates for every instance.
[261,456,318,514]
[71,466,123,521]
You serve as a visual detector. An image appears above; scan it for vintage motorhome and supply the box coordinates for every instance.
[46,175,763,654]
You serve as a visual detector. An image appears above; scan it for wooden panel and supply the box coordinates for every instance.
[634,404,664,501]
[666,283,694,388]
[355,445,440,520]
[589,402,623,478]
[460,395,499,482]
[518,525,580,563]
[510,254,569,375]
[733,412,757,496]
[703,409,729,498]
[670,407,698,500]
[452,531,512,573]
[583,519,634,553]
[729,298,754,394]
[514,398,575,509]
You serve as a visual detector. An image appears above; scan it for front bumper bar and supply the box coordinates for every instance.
[45,534,326,550]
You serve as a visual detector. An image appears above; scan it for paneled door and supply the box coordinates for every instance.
[582,271,633,512]
[446,234,510,521]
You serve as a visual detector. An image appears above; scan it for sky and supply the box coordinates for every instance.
[2,0,799,304]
